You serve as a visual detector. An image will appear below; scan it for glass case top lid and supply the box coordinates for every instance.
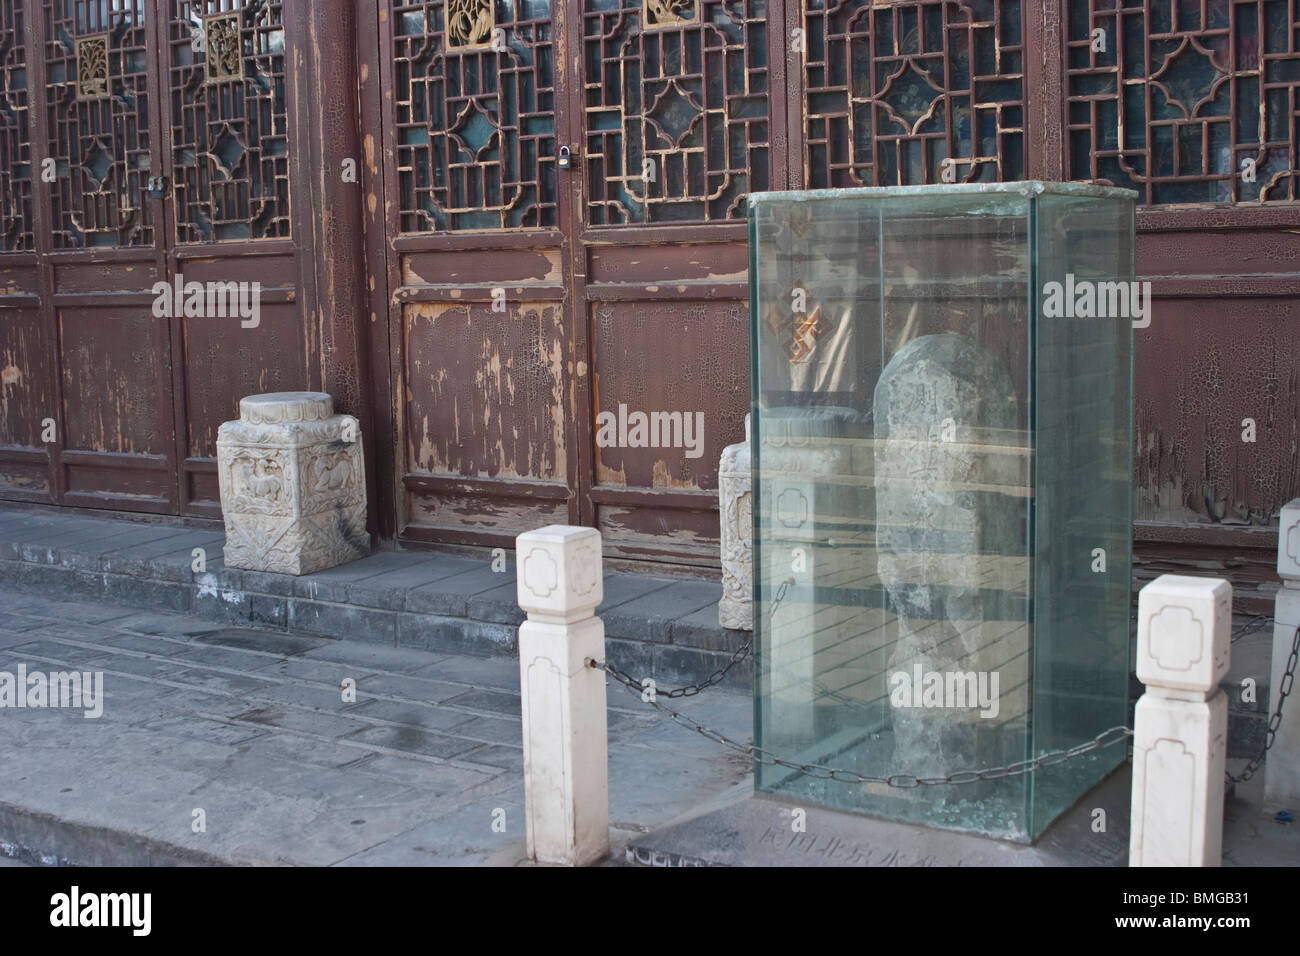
[747,181,1138,207]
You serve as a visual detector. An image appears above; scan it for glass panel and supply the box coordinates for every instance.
[750,182,1134,843]
[1030,193,1134,836]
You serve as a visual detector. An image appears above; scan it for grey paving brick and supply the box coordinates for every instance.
[242,680,353,711]
[598,571,677,611]
[291,552,430,602]
[343,698,477,733]
[255,656,370,685]
[190,627,326,658]
[343,725,482,760]
[452,715,522,746]
[347,553,479,610]
[395,613,517,656]
[439,689,522,718]
[465,581,525,625]
[100,532,222,577]
[191,584,255,626]
[654,644,753,688]
[352,671,467,703]
[222,704,376,739]
[411,653,520,690]
[669,602,749,652]
[345,753,498,792]
[288,599,397,646]
[101,574,192,613]
[455,744,523,772]
[249,594,288,629]
[405,564,511,616]
[602,637,653,680]
[165,667,283,697]
[297,639,447,675]
[223,566,299,598]
[602,580,722,644]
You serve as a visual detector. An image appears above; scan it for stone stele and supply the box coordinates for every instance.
[217,392,370,575]
[873,332,1026,780]
[718,414,753,630]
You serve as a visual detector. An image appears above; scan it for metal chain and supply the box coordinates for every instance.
[589,663,1133,786]
[587,588,1292,789]
[593,577,794,700]
[1225,622,1298,785]
[1231,613,1273,644]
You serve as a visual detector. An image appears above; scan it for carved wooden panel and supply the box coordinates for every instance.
[391,0,557,231]
[803,0,1027,188]
[168,0,290,241]
[45,0,154,247]
[0,0,33,251]
[581,0,770,223]
[1067,0,1300,205]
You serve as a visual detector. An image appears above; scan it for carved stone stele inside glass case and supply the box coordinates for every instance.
[748,182,1136,842]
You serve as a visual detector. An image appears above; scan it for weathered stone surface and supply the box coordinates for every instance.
[718,414,753,630]
[515,525,609,866]
[1266,499,1300,812]
[1131,574,1231,867]
[873,333,1027,779]
[216,392,370,575]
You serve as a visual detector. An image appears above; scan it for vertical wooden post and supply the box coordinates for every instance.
[515,525,609,866]
[1130,574,1231,867]
[290,0,377,534]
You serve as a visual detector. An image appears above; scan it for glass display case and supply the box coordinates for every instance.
[748,182,1135,842]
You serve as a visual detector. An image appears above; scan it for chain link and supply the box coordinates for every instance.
[590,650,1132,787]
[1226,622,1298,785]
[592,577,794,700]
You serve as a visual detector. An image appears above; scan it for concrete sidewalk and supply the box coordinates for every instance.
[0,586,752,866]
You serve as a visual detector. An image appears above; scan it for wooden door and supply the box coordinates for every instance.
[0,0,324,518]
[371,0,785,564]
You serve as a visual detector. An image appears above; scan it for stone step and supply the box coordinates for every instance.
[0,506,747,689]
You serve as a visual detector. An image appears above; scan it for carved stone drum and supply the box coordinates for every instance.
[216,392,369,575]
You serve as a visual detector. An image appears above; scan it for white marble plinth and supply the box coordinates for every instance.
[1265,499,1300,811]
[216,392,369,576]
[1130,574,1231,867]
[516,525,609,866]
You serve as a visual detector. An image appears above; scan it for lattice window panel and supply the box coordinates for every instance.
[393,0,557,232]
[44,0,153,248]
[1067,0,1300,205]
[803,0,1026,189]
[0,0,34,251]
[582,0,770,224]
[168,0,289,242]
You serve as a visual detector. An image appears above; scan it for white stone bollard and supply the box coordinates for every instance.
[1130,574,1231,867]
[515,525,609,866]
[1265,499,1300,812]
[719,414,752,630]
[216,392,369,575]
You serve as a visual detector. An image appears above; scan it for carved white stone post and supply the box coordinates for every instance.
[1130,574,1231,867]
[515,525,609,866]
[1265,499,1300,811]
[719,414,752,630]
[216,392,368,575]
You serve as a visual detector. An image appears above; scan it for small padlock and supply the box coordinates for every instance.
[557,145,571,169]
